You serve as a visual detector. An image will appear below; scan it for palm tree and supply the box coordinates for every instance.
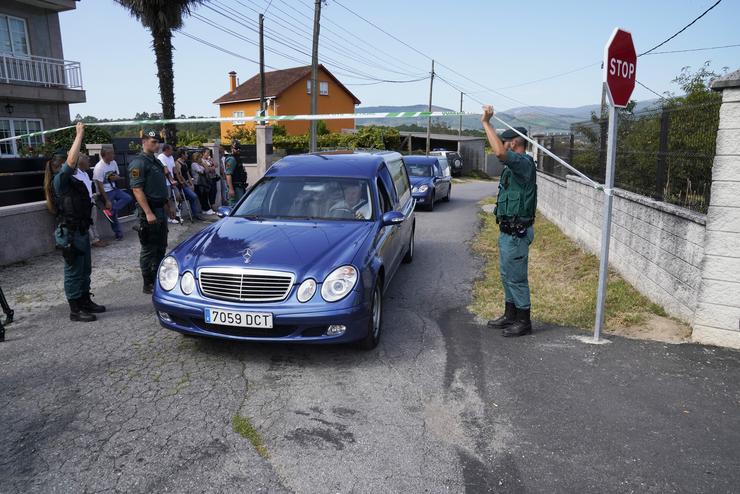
[114,0,204,145]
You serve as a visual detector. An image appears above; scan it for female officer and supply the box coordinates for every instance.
[45,122,106,322]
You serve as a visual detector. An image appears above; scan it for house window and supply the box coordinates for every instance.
[0,15,30,57]
[306,80,311,94]
[320,81,329,96]
[0,118,44,157]
[233,111,245,125]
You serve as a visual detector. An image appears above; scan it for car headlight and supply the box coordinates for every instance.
[158,256,179,291]
[416,184,429,193]
[297,278,317,303]
[181,271,195,295]
[321,266,358,302]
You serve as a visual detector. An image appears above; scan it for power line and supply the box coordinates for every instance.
[636,80,667,100]
[638,0,723,56]
[202,2,425,83]
[642,42,740,55]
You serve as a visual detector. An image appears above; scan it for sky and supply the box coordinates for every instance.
[59,0,740,119]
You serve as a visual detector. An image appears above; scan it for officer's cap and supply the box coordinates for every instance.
[142,128,161,141]
[499,127,528,141]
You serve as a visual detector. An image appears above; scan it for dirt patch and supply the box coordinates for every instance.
[612,314,691,344]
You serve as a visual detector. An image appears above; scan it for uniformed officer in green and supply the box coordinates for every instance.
[225,141,247,206]
[129,129,174,294]
[481,105,537,337]
[48,122,106,321]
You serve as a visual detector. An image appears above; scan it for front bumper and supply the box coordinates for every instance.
[412,190,433,204]
[152,288,370,344]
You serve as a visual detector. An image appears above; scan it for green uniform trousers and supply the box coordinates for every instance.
[64,230,92,300]
[138,207,169,285]
[498,226,534,309]
[228,186,245,207]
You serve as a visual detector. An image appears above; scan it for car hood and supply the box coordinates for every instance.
[173,218,375,281]
[410,176,433,187]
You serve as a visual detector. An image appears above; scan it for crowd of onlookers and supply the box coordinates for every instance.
[42,144,234,249]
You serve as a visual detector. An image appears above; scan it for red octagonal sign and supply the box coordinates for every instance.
[603,28,636,108]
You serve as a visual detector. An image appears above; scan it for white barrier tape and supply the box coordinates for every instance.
[1,109,607,194]
[0,111,469,144]
[489,114,602,190]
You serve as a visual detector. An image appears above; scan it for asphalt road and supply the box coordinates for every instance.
[1,181,739,493]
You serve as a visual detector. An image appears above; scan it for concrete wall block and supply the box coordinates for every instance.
[712,156,740,183]
[722,88,740,103]
[708,182,740,207]
[701,254,740,283]
[705,206,740,233]
[715,128,740,155]
[697,279,740,308]
[692,325,740,350]
[718,101,740,128]
[703,230,740,257]
[693,303,740,332]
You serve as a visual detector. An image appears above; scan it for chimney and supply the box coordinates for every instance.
[228,71,237,92]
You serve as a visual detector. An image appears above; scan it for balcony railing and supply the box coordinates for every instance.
[0,53,83,90]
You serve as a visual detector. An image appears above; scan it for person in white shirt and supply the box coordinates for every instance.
[93,147,133,240]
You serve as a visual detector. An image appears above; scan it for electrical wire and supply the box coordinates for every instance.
[642,42,740,55]
[636,80,667,100]
[638,0,723,56]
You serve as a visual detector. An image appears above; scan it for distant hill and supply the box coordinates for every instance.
[357,99,661,133]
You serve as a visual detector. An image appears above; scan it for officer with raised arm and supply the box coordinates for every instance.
[480,105,537,337]
[129,129,174,294]
[50,122,106,322]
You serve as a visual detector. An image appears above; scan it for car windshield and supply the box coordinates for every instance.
[407,164,433,177]
[233,177,374,221]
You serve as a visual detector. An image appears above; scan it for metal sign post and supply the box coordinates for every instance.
[594,28,636,341]
[594,99,617,340]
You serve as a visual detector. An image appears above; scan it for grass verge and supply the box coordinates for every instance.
[471,202,671,331]
[232,414,269,459]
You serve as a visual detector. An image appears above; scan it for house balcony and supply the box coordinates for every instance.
[0,53,86,104]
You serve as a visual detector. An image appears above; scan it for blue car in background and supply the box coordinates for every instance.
[153,151,415,350]
[405,156,451,211]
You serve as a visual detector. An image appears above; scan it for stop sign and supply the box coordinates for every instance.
[603,28,636,107]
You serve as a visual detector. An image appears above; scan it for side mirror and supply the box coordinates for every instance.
[216,206,232,218]
[382,211,405,227]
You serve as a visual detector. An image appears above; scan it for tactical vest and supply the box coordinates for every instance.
[228,155,247,186]
[57,177,92,232]
[495,157,538,224]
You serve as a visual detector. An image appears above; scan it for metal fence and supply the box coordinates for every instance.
[534,101,721,213]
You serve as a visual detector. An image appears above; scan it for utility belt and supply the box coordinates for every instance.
[497,218,533,237]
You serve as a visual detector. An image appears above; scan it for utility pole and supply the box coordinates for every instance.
[458,91,463,138]
[426,59,434,156]
[309,0,322,153]
[259,13,266,125]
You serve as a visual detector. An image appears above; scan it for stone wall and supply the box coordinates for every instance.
[692,73,740,349]
[537,172,706,323]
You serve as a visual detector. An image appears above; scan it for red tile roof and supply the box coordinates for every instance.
[213,64,361,105]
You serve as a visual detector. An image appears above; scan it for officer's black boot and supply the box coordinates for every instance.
[142,279,154,294]
[503,308,532,337]
[69,299,97,322]
[487,302,516,329]
[80,292,106,313]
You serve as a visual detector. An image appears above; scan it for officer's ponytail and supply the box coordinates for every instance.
[43,156,64,214]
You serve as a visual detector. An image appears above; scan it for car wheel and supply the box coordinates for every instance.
[443,185,451,202]
[402,225,415,264]
[426,193,435,211]
[358,282,383,350]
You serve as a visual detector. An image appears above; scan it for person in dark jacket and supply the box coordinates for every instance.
[46,122,106,322]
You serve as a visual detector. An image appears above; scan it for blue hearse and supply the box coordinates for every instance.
[153,151,415,350]
[405,156,451,211]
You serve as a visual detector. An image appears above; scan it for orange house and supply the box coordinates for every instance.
[213,64,361,139]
